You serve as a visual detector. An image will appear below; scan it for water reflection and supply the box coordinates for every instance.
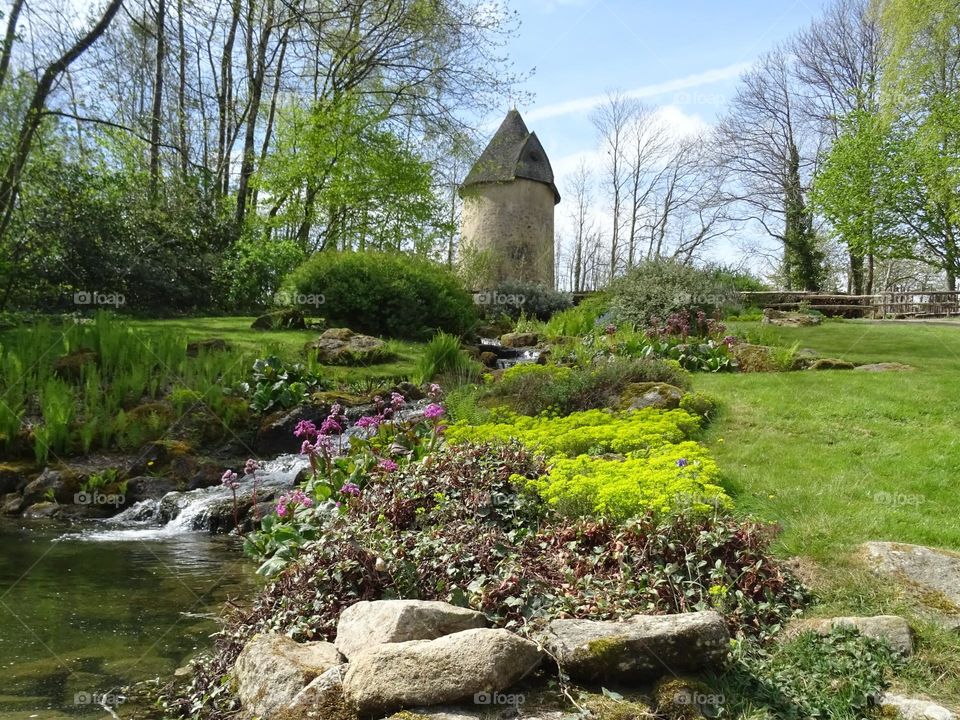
[0,521,256,719]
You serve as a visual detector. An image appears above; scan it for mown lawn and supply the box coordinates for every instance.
[697,320,960,560]
[698,320,960,706]
[130,316,424,382]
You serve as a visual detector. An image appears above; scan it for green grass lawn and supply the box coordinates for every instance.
[698,320,960,560]
[130,316,424,382]
[698,320,960,706]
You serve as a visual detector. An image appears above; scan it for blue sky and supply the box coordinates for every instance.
[487,0,833,266]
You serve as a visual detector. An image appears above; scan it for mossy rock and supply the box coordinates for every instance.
[125,402,175,423]
[311,391,371,408]
[619,382,684,411]
[186,338,230,356]
[654,677,720,719]
[807,358,855,371]
[731,343,778,373]
[252,307,307,331]
[53,348,99,381]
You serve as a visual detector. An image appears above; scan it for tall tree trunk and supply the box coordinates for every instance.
[149,0,167,196]
[216,0,242,198]
[0,0,24,92]
[252,26,288,211]
[177,0,188,177]
[0,0,124,254]
[235,0,275,228]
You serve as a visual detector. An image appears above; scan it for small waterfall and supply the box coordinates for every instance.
[479,338,542,370]
[66,454,311,542]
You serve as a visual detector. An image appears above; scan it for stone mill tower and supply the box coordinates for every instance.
[459,110,560,288]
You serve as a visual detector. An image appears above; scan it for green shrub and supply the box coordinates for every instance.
[610,259,739,327]
[476,280,571,321]
[481,357,690,417]
[283,251,477,339]
[413,332,483,385]
[679,392,720,422]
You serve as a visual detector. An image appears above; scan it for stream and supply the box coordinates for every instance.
[0,457,308,719]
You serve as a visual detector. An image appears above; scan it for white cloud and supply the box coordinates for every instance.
[523,62,750,123]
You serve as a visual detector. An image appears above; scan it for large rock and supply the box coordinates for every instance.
[500,332,538,348]
[788,615,914,656]
[881,693,957,720]
[854,362,915,372]
[234,634,341,720]
[251,307,307,331]
[762,308,822,327]
[541,611,729,682]
[342,628,542,716]
[125,476,178,504]
[285,664,351,720]
[862,542,960,609]
[335,600,488,661]
[730,343,778,373]
[22,468,77,506]
[807,358,855,370]
[306,328,393,366]
[620,382,684,411]
[256,404,327,455]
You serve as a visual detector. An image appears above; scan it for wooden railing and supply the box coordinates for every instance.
[739,291,960,319]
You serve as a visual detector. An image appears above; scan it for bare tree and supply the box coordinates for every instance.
[717,48,824,290]
[591,92,639,278]
[565,160,597,292]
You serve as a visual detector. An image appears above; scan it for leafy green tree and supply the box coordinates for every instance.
[256,98,451,255]
[878,0,960,288]
[811,109,905,294]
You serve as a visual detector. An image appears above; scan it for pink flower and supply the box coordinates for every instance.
[340,482,361,496]
[377,458,398,472]
[276,489,313,517]
[294,420,317,439]
[221,470,239,489]
[423,403,445,420]
[428,383,443,400]
[390,392,405,410]
[355,415,382,431]
[244,458,260,476]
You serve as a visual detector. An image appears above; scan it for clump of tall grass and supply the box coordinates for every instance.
[413,332,483,386]
[0,311,253,463]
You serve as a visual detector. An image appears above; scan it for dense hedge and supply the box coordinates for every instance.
[283,251,477,339]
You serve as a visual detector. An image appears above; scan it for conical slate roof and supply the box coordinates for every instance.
[461,110,560,203]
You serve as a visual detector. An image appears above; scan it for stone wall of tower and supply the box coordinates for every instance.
[460,178,555,288]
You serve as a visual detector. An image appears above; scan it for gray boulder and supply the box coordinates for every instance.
[233,633,341,719]
[335,600,488,660]
[862,542,960,608]
[542,610,729,682]
[306,328,392,366]
[342,628,542,716]
[855,362,914,372]
[500,332,538,348]
[620,382,684,411]
[788,615,914,656]
[881,693,957,720]
[285,664,351,720]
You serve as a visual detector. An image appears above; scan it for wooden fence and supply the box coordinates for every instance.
[739,291,960,319]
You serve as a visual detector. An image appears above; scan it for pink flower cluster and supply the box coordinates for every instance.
[220,470,240,490]
[423,403,445,420]
[276,489,313,517]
